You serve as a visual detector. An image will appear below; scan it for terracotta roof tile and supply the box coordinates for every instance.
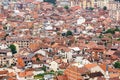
[64,66,88,80]
[8,72,16,77]
[110,73,119,78]
[0,70,8,75]
[57,75,68,80]
[99,64,116,72]
[18,71,33,77]
[85,63,98,69]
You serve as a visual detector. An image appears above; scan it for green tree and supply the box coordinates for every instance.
[105,27,120,34]
[36,57,40,62]
[113,61,120,68]
[105,29,115,34]
[103,6,107,10]
[115,0,120,2]
[115,27,120,31]
[64,5,69,10]
[66,30,73,37]
[57,71,63,75]
[41,65,47,72]
[117,38,120,41]
[9,44,17,54]
[89,7,94,10]
[98,34,103,38]
[44,0,56,4]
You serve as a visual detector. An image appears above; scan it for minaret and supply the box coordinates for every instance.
[105,64,110,80]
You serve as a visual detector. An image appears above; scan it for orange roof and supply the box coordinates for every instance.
[8,72,16,77]
[86,41,97,49]
[99,64,115,72]
[64,66,88,80]
[8,78,16,80]
[29,42,40,52]
[0,18,4,22]
[25,71,33,77]
[0,70,8,75]
[51,43,59,48]
[71,6,81,11]
[55,59,63,64]
[57,75,68,80]
[105,50,115,55]
[17,58,25,68]
[110,73,119,78]
[18,71,33,77]
[25,0,34,2]
[32,1,40,4]
[0,31,6,38]
[85,63,98,69]
[18,72,25,77]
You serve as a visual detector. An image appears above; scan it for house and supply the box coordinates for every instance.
[0,70,8,80]
[70,47,80,54]
[95,0,109,8]
[57,0,71,7]
[49,61,59,71]
[70,0,95,8]
[0,56,16,67]
[32,63,43,69]
[83,72,104,80]
[0,49,11,56]
[84,63,105,74]
[17,57,25,69]
[17,71,34,80]
[6,37,32,48]
[0,43,8,49]
[105,50,115,59]
[56,75,68,80]
[77,16,86,25]
[44,74,54,80]
[0,30,6,40]
[33,70,44,76]
[64,65,89,80]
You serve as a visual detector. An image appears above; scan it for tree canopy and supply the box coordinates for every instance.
[41,65,47,71]
[36,57,40,62]
[89,7,94,10]
[103,6,107,10]
[66,30,73,37]
[64,5,69,10]
[105,27,120,34]
[44,0,56,4]
[115,0,120,2]
[9,44,17,54]
[113,61,120,68]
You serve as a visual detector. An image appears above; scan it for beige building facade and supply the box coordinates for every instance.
[109,1,120,21]
[70,0,95,8]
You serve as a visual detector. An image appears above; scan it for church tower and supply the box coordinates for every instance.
[105,64,110,80]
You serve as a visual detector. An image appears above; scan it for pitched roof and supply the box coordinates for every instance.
[57,75,68,80]
[8,72,16,77]
[0,70,8,75]
[64,65,89,80]
[18,71,33,77]
[84,63,98,69]
[110,73,119,78]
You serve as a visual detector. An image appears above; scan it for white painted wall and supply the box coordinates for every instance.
[49,61,58,71]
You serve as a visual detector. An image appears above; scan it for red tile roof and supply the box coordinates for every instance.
[64,66,88,80]
[57,75,68,80]
[85,63,98,69]
[0,70,8,75]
